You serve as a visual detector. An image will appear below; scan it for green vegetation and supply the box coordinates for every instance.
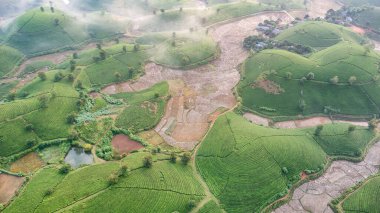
[355,7,380,36]
[153,34,218,68]
[238,41,380,117]
[113,82,169,132]
[6,157,204,213]
[196,112,375,212]
[4,8,125,56]
[0,45,24,78]
[340,0,380,6]
[0,81,18,98]
[18,61,54,77]
[199,200,223,213]
[276,21,365,50]
[4,167,65,213]
[336,175,380,213]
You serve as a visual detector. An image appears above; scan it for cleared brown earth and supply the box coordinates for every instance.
[10,152,44,174]
[103,12,295,150]
[0,174,25,205]
[111,134,144,154]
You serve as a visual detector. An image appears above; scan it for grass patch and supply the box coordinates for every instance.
[0,45,24,78]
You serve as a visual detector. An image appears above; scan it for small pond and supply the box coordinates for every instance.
[64,147,94,168]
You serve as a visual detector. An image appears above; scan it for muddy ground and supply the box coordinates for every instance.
[244,113,369,129]
[103,12,295,150]
[111,134,144,154]
[0,174,25,205]
[274,141,380,213]
[10,152,44,174]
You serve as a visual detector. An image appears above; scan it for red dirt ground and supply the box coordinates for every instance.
[10,152,44,174]
[0,174,25,205]
[349,25,366,35]
[111,134,144,154]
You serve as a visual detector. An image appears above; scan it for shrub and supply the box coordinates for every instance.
[38,95,49,108]
[26,139,37,148]
[306,72,315,80]
[314,125,324,136]
[59,164,71,174]
[348,125,356,133]
[170,153,176,163]
[368,119,377,130]
[25,124,34,132]
[134,44,140,51]
[82,143,93,153]
[143,156,153,168]
[44,188,54,196]
[38,72,47,81]
[108,173,119,185]
[54,72,64,82]
[299,99,306,112]
[348,76,357,85]
[281,167,288,175]
[181,152,191,165]
[7,93,16,101]
[68,73,75,82]
[67,113,77,124]
[187,200,196,210]
[330,76,339,84]
[286,72,292,80]
[118,164,129,177]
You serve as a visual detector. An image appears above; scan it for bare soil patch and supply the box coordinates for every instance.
[243,113,270,126]
[252,79,284,94]
[111,134,144,154]
[306,0,341,18]
[0,174,25,205]
[349,25,366,35]
[10,152,44,174]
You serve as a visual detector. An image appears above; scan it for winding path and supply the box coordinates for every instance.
[274,142,380,213]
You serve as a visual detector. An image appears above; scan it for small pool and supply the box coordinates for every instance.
[64,147,94,168]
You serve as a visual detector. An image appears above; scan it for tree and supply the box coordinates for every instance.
[38,72,47,81]
[300,77,307,85]
[281,167,288,175]
[73,52,78,59]
[143,156,153,168]
[54,18,59,26]
[76,80,84,89]
[40,6,45,12]
[299,99,306,112]
[99,51,106,60]
[96,43,102,49]
[118,164,129,177]
[368,119,377,130]
[114,72,122,82]
[122,45,127,53]
[59,164,71,174]
[348,76,357,85]
[44,188,54,196]
[67,113,77,124]
[38,95,49,108]
[348,125,356,133]
[306,72,315,80]
[330,76,339,84]
[170,153,176,163]
[6,93,16,101]
[54,72,64,82]
[25,124,34,132]
[160,9,165,13]
[50,6,54,13]
[26,139,37,148]
[314,125,323,136]
[187,200,196,210]
[286,72,292,80]
[68,73,75,82]
[108,173,119,185]
[128,67,134,79]
[134,44,140,51]
[181,152,191,165]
